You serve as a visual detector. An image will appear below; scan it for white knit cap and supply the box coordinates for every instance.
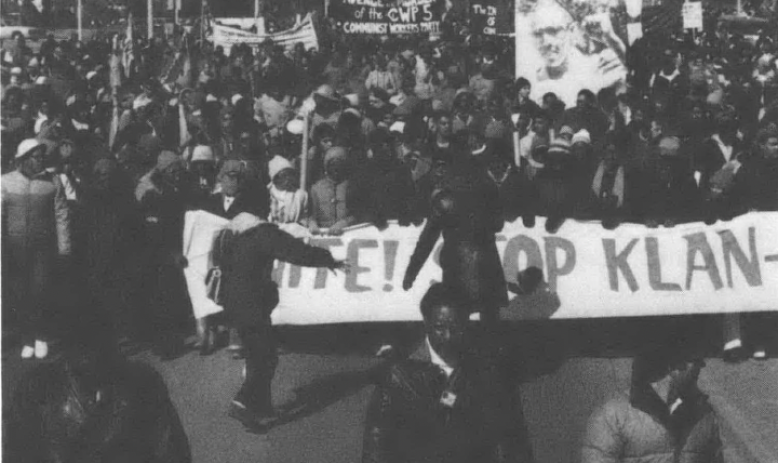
[268,155,293,179]
[15,138,45,159]
[231,94,244,106]
[572,129,591,145]
[191,145,215,162]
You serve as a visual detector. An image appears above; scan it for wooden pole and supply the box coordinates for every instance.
[148,0,154,38]
[300,115,310,192]
[77,0,83,41]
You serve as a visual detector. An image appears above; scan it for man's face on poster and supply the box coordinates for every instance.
[532,3,573,71]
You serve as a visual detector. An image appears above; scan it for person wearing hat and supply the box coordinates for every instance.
[187,145,218,204]
[267,155,308,225]
[2,139,71,360]
[190,158,267,356]
[308,146,357,236]
[135,151,192,359]
[308,84,342,141]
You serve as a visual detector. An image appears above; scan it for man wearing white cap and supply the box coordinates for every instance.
[2,139,71,360]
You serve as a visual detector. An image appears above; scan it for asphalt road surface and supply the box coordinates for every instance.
[2,321,775,463]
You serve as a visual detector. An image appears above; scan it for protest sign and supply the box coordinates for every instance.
[183,210,229,319]
[682,1,703,30]
[514,0,628,106]
[470,0,513,36]
[183,211,778,325]
[272,213,778,324]
[331,0,442,35]
[210,13,318,53]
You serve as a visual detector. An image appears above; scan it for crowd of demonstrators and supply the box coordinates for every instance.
[1,6,777,458]
[2,10,778,350]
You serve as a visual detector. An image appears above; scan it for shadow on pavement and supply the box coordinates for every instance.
[270,364,386,429]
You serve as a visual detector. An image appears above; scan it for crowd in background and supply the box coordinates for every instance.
[2,9,778,360]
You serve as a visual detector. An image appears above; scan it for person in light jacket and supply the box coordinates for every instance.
[2,138,71,360]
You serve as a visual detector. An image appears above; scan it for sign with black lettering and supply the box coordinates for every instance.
[331,0,443,35]
[470,0,513,36]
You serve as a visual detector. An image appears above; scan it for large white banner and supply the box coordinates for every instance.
[183,211,778,325]
[514,0,629,106]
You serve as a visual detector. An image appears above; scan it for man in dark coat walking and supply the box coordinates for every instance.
[362,283,535,463]
[222,212,348,430]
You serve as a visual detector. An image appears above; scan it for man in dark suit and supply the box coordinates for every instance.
[196,158,267,220]
[191,158,268,355]
[362,283,535,463]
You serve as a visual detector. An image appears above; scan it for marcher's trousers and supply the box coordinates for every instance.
[236,319,278,414]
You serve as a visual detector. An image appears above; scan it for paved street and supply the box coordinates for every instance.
[3,321,777,463]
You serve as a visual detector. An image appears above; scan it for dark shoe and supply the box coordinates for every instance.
[722,346,747,363]
[229,401,277,433]
[154,339,187,361]
[200,329,216,356]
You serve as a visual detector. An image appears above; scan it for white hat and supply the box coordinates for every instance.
[389,121,406,134]
[66,95,77,106]
[10,67,23,76]
[206,94,217,103]
[268,155,293,179]
[231,94,244,106]
[343,93,360,107]
[35,76,48,85]
[15,138,45,159]
[191,145,214,162]
[286,118,305,135]
[28,57,40,68]
[133,94,152,110]
[572,129,591,145]
[86,71,98,80]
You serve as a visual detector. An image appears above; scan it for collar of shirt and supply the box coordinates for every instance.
[669,398,684,415]
[223,195,236,211]
[426,338,454,378]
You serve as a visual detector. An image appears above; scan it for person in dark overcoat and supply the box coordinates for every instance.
[362,283,535,463]
[403,152,507,328]
[221,212,348,430]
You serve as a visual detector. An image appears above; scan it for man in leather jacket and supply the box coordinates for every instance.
[4,334,192,463]
[362,283,535,463]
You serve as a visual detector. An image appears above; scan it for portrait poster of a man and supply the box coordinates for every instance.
[515,0,629,106]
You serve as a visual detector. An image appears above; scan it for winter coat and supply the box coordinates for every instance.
[405,166,508,312]
[221,223,336,328]
[362,343,535,463]
[2,170,71,257]
[4,358,191,463]
[582,385,722,463]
